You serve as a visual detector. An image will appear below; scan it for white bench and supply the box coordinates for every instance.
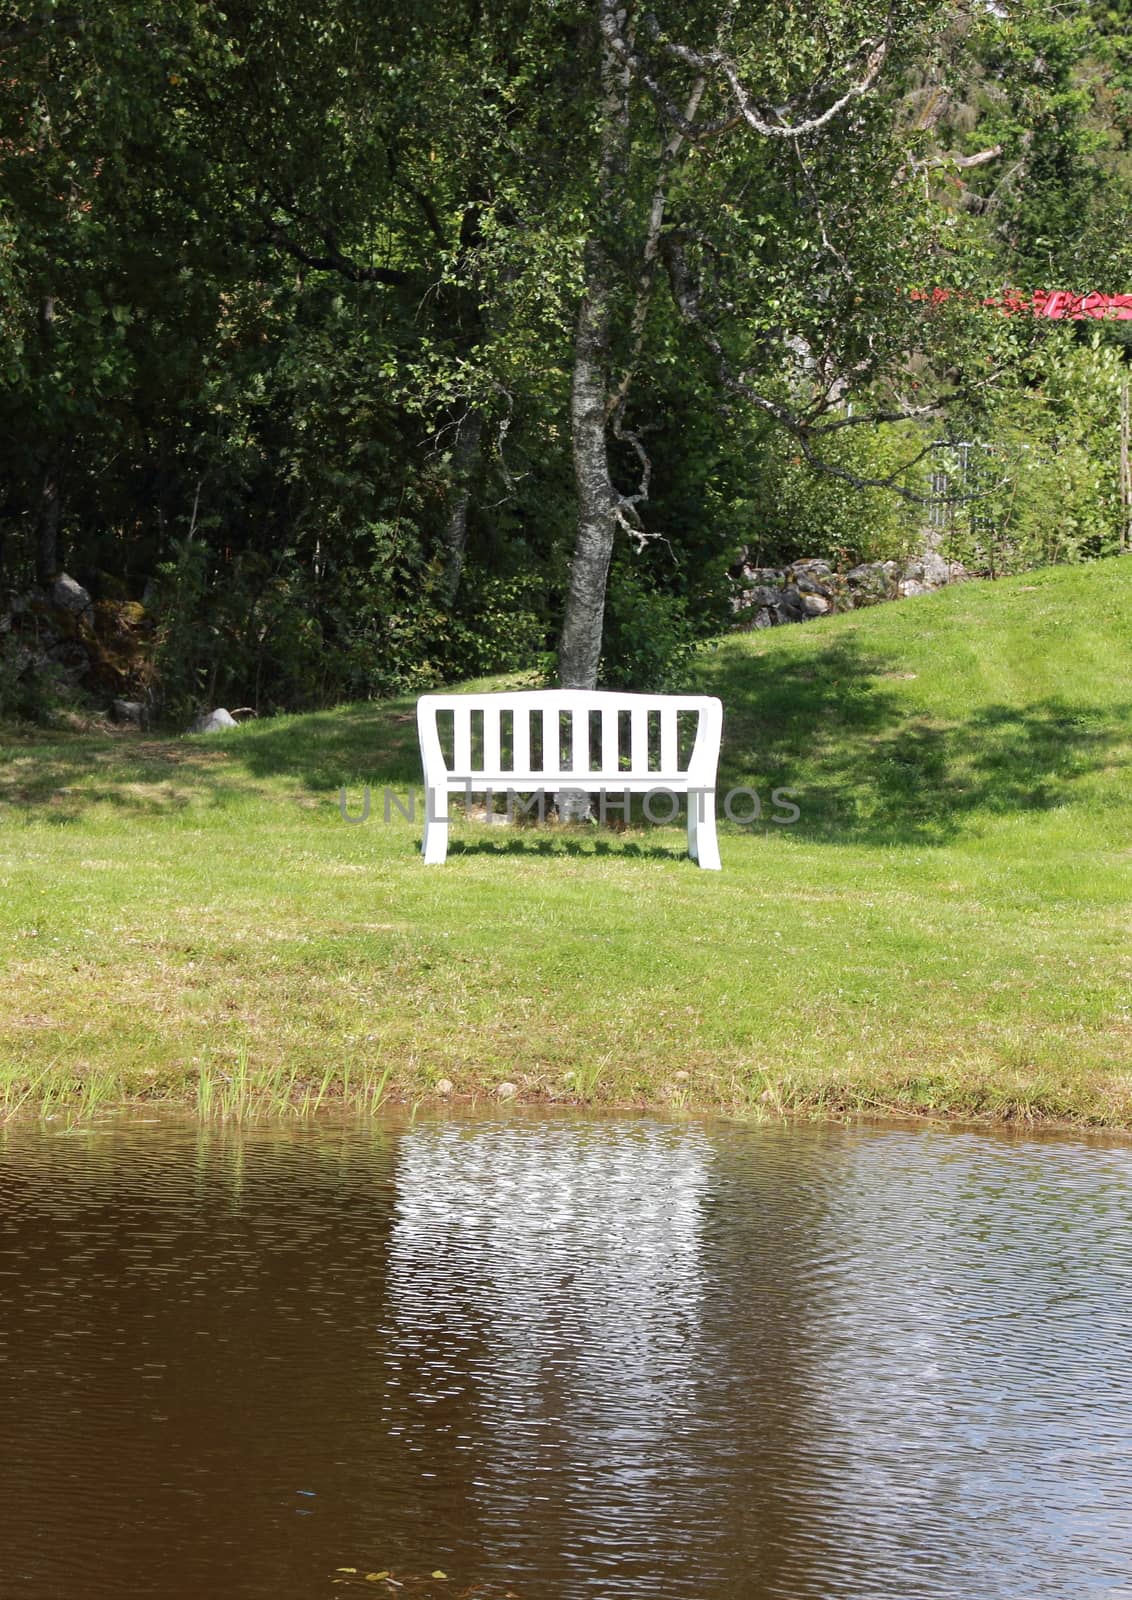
[416,688,723,869]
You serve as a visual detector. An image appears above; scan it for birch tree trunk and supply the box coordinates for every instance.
[557,2,627,692]
[559,264,617,690]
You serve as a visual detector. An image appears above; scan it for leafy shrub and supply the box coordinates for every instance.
[599,565,699,691]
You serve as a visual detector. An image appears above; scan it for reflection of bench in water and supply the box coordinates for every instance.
[415,688,724,868]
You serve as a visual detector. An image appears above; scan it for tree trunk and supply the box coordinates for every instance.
[439,410,483,606]
[559,271,617,690]
[557,1,628,692]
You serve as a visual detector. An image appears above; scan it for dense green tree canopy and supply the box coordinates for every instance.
[1,0,1129,715]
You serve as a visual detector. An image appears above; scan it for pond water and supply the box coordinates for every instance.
[1,1113,1131,1600]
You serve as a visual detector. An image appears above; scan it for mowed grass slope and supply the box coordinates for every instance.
[2,558,1130,1125]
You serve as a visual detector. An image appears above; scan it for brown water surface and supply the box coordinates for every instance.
[1,1114,1131,1599]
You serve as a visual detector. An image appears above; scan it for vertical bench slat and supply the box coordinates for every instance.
[660,705,677,774]
[453,705,472,774]
[483,704,501,774]
[542,706,560,778]
[512,706,530,774]
[630,707,648,774]
[601,708,619,775]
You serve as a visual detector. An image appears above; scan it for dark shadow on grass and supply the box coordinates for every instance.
[0,735,252,821]
[4,645,1127,845]
[229,701,423,789]
[0,698,423,820]
[699,636,1130,844]
[444,835,686,863]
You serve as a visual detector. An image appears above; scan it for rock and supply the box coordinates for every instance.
[775,585,809,623]
[846,562,897,606]
[190,708,238,733]
[918,551,951,589]
[110,699,146,727]
[673,1070,690,1082]
[51,573,93,618]
[790,558,834,581]
[496,1081,518,1101]
[901,552,952,590]
[729,548,980,638]
[435,1078,454,1097]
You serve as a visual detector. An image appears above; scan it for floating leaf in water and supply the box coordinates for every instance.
[364,1574,390,1583]
[336,1569,358,1575]
[430,1573,448,1582]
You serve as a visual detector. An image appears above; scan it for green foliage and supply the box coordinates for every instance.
[706,424,929,571]
[939,336,1129,575]
[441,573,551,680]
[2,0,1131,711]
[599,564,698,691]
[0,646,66,725]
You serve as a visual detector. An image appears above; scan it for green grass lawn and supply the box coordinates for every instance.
[2,558,1130,1127]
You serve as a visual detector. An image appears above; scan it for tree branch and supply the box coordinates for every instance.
[659,232,961,502]
[902,143,1003,179]
[258,221,408,285]
[606,75,706,425]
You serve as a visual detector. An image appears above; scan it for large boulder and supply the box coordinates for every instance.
[51,573,93,618]
[110,699,147,728]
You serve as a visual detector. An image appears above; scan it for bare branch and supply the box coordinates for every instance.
[670,35,890,141]
[902,143,1003,179]
[258,221,407,286]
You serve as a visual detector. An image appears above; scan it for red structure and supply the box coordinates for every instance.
[1031,291,1132,320]
[914,288,1132,320]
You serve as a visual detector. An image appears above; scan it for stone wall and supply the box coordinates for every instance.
[1,575,154,712]
[729,549,969,630]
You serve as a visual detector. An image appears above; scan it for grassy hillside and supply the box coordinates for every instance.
[2,559,1130,1127]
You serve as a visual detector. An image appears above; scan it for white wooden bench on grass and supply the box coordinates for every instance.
[416,688,723,869]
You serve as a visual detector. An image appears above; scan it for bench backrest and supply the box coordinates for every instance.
[416,689,722,787]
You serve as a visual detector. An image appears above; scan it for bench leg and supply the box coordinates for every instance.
[692,790,721,871]
[421,788,449,864]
